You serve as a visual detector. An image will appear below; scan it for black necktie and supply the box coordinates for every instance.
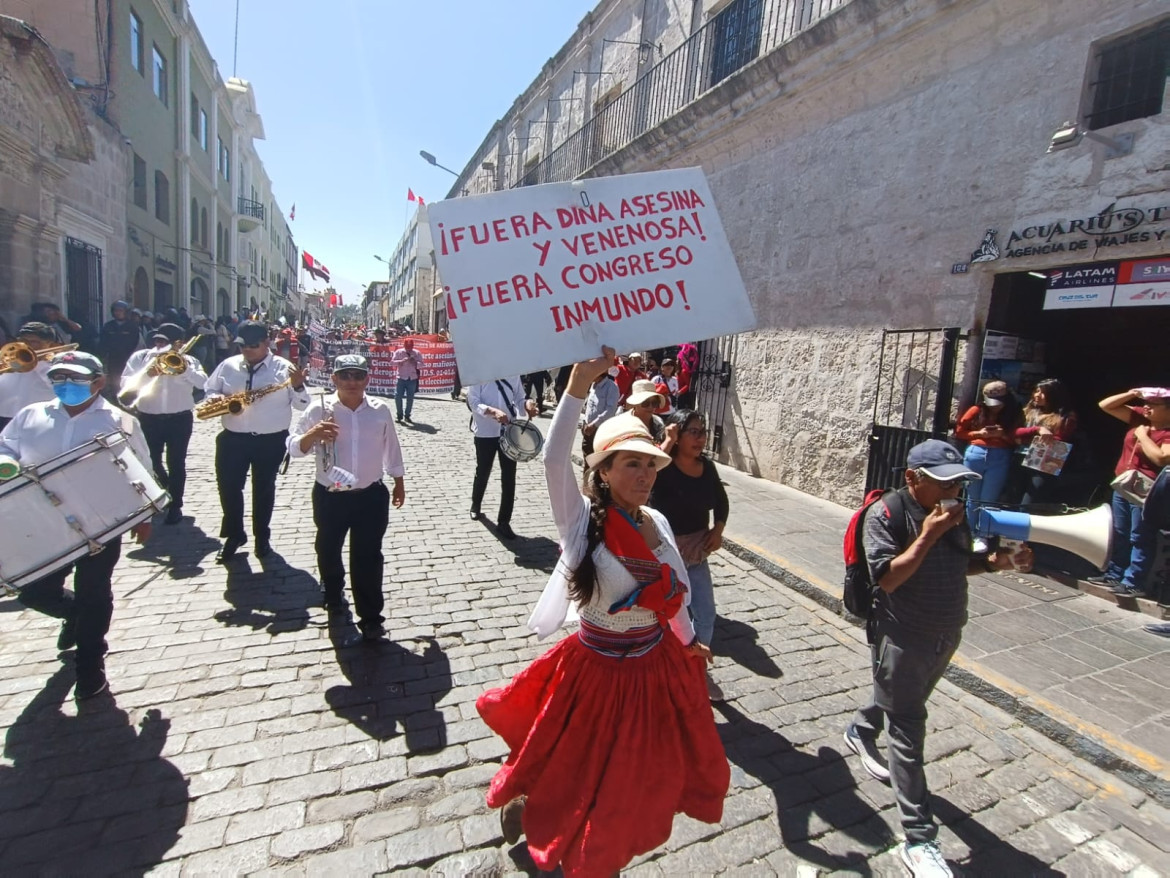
[246,361,262,391]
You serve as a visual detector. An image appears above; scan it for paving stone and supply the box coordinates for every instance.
[352,806,422,843]
[306,791,377,824]
[384,825,464,870]
[224,802,306,844]
[270,822,345,859]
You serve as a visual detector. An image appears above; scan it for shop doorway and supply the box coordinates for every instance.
[986,268,1170,503]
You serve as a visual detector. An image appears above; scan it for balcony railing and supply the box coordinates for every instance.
[515,0,846,188]
[238,197,265,221]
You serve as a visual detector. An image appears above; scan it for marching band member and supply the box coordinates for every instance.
[204,320,309,562]
[0,322,57,431]
[468,375,538,540]
[0,352,151,700]
[121,323,207,524]
[288,354,406,642]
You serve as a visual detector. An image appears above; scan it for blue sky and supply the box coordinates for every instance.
[189,0,598,305]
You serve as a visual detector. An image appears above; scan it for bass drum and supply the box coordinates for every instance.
[0,431,169,590]
[499,419,545,463]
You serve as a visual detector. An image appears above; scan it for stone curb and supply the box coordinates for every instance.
[721,538,1170,808]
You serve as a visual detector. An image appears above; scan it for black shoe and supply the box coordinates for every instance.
[164,507,183,525]
[396,417,404,424]
[360,623,385,642]
[254,539,273,559]
[216,537,245,563]
[1087,574,1120,585]
[497,522,517,540]
[57,617,77,653]
[75,671,108,701]
[470,510,482,521]
[404,416,413,424]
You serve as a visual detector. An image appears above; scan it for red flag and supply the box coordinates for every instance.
[302,251,330,281]
[407,188,417,203]
[418,196,425,205]
[329,293,338,307]
[289,203,296,221]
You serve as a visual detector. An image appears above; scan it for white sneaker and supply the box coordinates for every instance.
[843,723,890,782]
[971,538,989,555]
[900,841,952,877]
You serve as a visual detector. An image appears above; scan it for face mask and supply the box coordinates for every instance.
[607,366,620,377]
[53,381,96,406]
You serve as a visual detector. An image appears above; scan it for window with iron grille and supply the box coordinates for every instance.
[709,0,764,88]
[132,154,147,209]
[1086,19,1168,131]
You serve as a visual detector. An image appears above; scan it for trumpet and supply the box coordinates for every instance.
[195,378,292,420]
[117,336,201,408]
[0,341,79,375]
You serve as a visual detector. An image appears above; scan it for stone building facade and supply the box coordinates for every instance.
[0,15,128,336]
[450,0,1170,505]
[1,0,297,323]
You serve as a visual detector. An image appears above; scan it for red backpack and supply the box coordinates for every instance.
[843,488,908,618]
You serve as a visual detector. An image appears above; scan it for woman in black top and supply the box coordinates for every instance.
[651,409,730,700]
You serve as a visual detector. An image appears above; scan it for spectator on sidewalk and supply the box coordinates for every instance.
[1014,378,1080,507]
[99,301,141,398]
[843,438,1027,878]
[1095,387,1170,598]
[651,408,728,701]
[954,379,1021,553]
[391,338,423,424]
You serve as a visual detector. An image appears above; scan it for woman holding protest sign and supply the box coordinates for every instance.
[476,346,728,878]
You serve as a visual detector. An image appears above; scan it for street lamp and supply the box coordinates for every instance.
[373,254,392,327]
[420,150,468,196]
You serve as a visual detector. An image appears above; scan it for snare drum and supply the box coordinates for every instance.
[0,431,169,589]
[499,419,545,463]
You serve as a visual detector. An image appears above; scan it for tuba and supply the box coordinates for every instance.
[195,378,292,420]
[0,342,79,375]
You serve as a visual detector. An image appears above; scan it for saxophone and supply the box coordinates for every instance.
[195,378,293,420]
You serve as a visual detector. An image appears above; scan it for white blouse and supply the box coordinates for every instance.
[528,392,695,644]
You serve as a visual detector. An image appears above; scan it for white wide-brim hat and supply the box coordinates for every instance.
[584,412,672,470]
[624,379,664,409]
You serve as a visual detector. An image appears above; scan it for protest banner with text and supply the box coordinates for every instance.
[427,167,755,385]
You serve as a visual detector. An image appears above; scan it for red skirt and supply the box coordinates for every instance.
[476,628,730,877]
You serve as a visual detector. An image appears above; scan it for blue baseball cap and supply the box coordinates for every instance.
[906,439,981,482]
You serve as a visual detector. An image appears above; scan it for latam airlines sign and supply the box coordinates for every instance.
[1044,258,1170,310]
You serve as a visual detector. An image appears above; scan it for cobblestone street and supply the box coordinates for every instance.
[1,396,1168,876]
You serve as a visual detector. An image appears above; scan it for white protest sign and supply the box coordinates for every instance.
[426,167,755,385]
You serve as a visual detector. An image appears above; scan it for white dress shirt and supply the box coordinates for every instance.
[122,347,207,415]
[288,393,405,489]
[203,352,309,434]
[468,376,528,439]
[391,348,423,380]
[0,395,151,467]
[0,362,54,418]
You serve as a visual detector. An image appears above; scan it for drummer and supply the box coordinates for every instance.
[0,351,151,700]
[468,375,538,540]
[0,322,58,431]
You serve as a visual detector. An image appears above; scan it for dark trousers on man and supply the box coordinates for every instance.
[472,436,516,525]
[139,411,193,510]
[19,538,122,688]
[313,482,389,631]
[215,430,287,543]
[395,378,418,420]
[852,619,960,844]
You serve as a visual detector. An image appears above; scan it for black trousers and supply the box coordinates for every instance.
[472,436,516,524]
[215,430,287,542]
[139,411,193,508]
[313,482,389,628]
[20,538,122,680]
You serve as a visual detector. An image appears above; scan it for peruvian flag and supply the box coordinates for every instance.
[289,203,296,221]
[407,188,417,202]
[302,251,330,281]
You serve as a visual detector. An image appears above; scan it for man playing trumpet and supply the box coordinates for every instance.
[289,354,406,642]
[0,322,59,431]
[204,321,309,562]
[120,323,207,524]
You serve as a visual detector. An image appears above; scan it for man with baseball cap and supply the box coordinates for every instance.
[0,351,152,700]
[204,320,309,561]
[288,354,406,643]
[99,300,141,397]
[121,323,207,524]
[843,438,1030,877]
[0,322,58,431]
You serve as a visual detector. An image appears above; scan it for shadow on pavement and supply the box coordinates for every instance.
[325,619,451,753]
[213,553,318,635]
[401,422,439,435]
[714,701,884,875]
[126,519,219,582]
[503,532,560,572]
[712,617,783,679]
[935,795,1064,876]
[0,666,189,875]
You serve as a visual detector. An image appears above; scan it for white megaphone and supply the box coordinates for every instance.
[974,505,1113,571]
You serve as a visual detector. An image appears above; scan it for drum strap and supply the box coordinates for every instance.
[495,380,518,419]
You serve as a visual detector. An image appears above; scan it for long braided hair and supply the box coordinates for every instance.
[568,462,615,606]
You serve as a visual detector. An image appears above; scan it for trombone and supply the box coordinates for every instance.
[0,341,79,375]
[117,336,201,408]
